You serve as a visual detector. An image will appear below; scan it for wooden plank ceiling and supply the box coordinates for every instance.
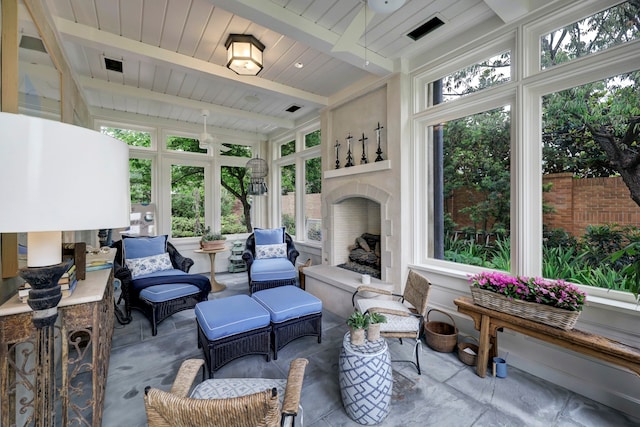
[18,0,538,137]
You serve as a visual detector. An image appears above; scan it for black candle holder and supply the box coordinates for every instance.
[374,122,384,162]
[345,133,354,167]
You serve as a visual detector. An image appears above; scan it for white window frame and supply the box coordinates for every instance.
[270,120,322,244]
[410,0,640,307]
[96,119,261,239]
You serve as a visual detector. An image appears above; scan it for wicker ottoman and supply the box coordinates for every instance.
[139,283,204,336]
[252,285,322,360]
[195,295,272,378]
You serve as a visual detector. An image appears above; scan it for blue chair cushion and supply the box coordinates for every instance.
[195,295,271,341]
[252,286,322,323]
[139,284,200,303]
[250,258,297,283]
[254,227,285,245]
[123,235,167,260]
[131,269,189,292]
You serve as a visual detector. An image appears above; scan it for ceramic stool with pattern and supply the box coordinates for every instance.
[338,331,392,425]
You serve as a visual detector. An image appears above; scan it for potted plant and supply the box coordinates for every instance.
[367,312,386,341]
[346,311,369,345]
[468,271,587,329]
[199,226,227,250]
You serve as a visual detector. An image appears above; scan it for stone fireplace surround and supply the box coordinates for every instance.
[305,182,395,318]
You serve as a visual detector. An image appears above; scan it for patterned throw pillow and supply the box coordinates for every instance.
[255,243,287,259]
[125,252,173,279]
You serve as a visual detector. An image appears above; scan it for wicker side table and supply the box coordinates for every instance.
[338,331,392,425]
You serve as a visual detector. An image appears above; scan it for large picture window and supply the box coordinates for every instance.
[541,1,639,70]
[414,1,640,302]
[220,143,253,234]
[273,124,321,243]
[542,70,640,295]
[438,106,511,270]
[170,163,205,238]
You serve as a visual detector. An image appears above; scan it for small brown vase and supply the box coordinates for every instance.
[350,327,365,346]
[367,323,381,341]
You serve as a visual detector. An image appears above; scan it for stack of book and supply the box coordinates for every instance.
[18,263,79,303]
[86,259,113,272]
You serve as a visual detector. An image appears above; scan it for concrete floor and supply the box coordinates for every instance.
[103,272,640,427]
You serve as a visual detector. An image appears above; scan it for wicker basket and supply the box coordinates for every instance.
[457,335,480,366]
[424,309,458,353]
[470,287,580,330]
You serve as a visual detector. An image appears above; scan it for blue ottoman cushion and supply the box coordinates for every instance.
[195,295,271,341]
[252,286,322,323]
[250,258,297,283]
[139,284,200,303]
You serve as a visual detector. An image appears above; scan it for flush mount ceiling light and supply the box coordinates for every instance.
[225,34,265,76]
[367,0,406,14]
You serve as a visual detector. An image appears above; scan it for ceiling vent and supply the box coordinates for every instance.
[104,57,124,73]
[285,105,301,113]
[407,16,445,41]
[19,35,47,53]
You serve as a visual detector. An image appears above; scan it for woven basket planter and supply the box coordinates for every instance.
[457,335,480,366]
[470,287,580,330]
[424,309,458,353]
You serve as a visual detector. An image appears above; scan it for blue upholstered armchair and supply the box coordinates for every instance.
[112,235,211,335]
[242,228,299,294]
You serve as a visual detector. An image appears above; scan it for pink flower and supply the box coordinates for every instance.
[469,272,586,312]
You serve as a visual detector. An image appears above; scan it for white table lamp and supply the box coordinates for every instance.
[0,112,130,425]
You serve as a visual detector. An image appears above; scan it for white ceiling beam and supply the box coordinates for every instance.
[54,17,328,107]
[208,0,394,75]
[79,76,295,129]
[483,0,531,23]
[91,106,265,142]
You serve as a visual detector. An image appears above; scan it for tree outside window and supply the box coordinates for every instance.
[221,144,253,233]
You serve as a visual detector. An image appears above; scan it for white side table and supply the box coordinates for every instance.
[338,331,392,425]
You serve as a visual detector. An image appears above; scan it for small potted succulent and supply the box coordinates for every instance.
[366,312,387,342]
[200,226,227,250]
[346,311,369,345]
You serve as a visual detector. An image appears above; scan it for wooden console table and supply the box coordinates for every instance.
[454,296,640,378]
[0,257,115,426]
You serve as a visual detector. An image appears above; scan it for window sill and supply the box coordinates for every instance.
[410,262,640,315]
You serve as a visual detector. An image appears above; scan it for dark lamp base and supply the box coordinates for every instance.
[19,259,71,328]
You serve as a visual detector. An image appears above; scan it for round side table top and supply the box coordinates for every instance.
[342,331,387,357]
[194,248,227,254]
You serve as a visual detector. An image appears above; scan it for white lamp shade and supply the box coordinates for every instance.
[0,113,131,264]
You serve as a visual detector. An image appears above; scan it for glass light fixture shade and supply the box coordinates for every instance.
[0,113,131,266]
[225,34,265,76]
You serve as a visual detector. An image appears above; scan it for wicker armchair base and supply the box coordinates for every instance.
[139,291,207,336]
[197,323,272,378]
[272,312,322,360]
[250,278,297,294]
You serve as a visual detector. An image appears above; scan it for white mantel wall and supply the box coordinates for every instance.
[321,74,408,289]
